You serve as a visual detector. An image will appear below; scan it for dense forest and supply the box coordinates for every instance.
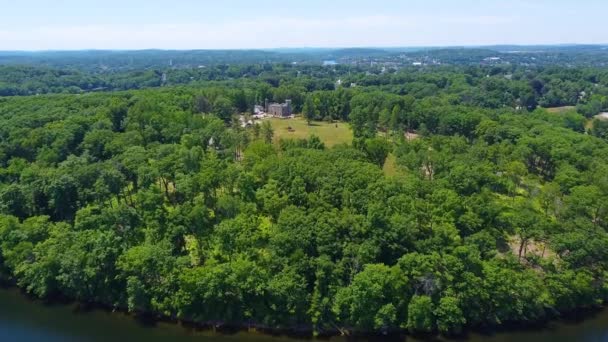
[1,49,608,337]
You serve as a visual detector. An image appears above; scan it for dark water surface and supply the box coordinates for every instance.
[1,286,607,342]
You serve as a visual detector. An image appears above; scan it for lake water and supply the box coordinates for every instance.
[1,286,607,342]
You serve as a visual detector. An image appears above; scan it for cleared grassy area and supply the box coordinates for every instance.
[545,106,576,113]
[587,112,608,130]
[383,153,400,177]
[268,117,353,147]
[269,117,406,176]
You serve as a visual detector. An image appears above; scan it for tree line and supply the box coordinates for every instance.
[0,63,608,336]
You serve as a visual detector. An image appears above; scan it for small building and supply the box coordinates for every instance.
[265,99,292,118]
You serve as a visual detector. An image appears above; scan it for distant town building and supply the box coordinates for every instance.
[265,99,292,117]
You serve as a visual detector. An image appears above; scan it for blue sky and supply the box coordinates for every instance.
[0,0,606,50]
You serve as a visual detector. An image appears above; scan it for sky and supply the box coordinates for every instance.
[0,0,606,50]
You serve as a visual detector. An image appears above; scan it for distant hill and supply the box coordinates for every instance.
[1,45,608,71]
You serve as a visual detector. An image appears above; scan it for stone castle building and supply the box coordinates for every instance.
[265,99,292,117]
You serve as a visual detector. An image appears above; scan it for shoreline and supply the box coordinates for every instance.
[1,281,606,341]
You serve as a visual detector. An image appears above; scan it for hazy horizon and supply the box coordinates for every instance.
[2,43,608,53]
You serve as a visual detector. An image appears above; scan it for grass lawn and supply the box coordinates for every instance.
[269,117,405,176]
[268,117,353,147]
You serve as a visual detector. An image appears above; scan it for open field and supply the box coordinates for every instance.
[545,106,576,113]
[583,113,608,130]
[268,117,353,147]
[269,117,406,176]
